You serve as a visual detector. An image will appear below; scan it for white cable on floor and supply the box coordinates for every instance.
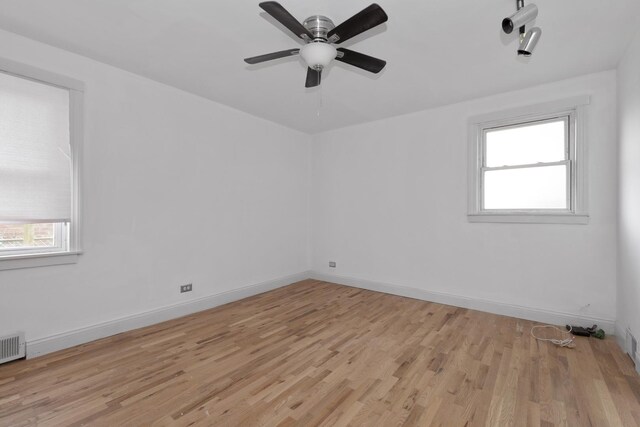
[531,325,575,348]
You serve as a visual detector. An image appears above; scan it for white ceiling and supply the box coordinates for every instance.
[0,0,638,133]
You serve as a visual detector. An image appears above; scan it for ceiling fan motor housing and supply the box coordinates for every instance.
[303,15,335,40]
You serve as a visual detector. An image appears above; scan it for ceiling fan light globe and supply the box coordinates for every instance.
[300,43,337,69]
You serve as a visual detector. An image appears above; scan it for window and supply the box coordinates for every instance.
[468,97,589,224]
[0,58,83,269]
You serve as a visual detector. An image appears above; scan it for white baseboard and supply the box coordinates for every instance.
[310,272,616,334]
[27,271,311,359]
[26,271,619,360]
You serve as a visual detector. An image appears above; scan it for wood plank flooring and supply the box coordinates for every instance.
[1,279,639,426]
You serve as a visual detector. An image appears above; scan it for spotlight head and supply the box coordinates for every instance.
[518,27,542,56]
[502,4,538,34]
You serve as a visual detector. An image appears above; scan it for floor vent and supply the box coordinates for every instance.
[626,329,638,367]
[0,332,25,364]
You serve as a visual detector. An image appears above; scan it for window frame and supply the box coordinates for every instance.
[0,57,83,270]
[467,96,589,224]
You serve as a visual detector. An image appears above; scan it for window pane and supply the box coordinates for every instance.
[485,119,566,167]
[0,223,56,249]
[484,165,567,210]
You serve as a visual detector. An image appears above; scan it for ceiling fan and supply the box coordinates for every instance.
[244,2,388,88]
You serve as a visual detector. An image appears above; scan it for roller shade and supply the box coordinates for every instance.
[0,71,71,223]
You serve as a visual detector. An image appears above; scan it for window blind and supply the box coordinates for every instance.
[0,71,71,223]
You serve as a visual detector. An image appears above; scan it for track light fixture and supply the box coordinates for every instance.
[518,27,542,56]
[502,0,542,56]
[502,3,537,35]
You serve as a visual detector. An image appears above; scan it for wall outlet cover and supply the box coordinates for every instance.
[329,261,336,268]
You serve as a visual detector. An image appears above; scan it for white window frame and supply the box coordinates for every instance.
[0,58,83,270]
[467,96,589,224]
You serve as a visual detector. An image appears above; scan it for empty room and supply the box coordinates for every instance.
[1,0,640,425]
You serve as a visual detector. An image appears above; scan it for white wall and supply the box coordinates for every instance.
[617,28,640,357]
[311,71,618,328]
[0,30,311,351]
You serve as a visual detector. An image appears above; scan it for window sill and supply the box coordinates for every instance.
[467,213,589,225]
[0,251,81,271]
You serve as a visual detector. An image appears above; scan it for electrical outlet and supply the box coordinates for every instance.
[329,261,336,268]
[180,283,192,293]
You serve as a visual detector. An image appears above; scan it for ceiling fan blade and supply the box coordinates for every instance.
[305,68,321,88]
[327,4,388,44]
[335,48,386,73]
[259,2,314,40]
[244,49,300,64]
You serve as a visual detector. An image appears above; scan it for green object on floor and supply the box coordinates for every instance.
[593,329,605,339]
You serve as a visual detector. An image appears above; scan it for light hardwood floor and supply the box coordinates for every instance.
[1,280,639,426]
